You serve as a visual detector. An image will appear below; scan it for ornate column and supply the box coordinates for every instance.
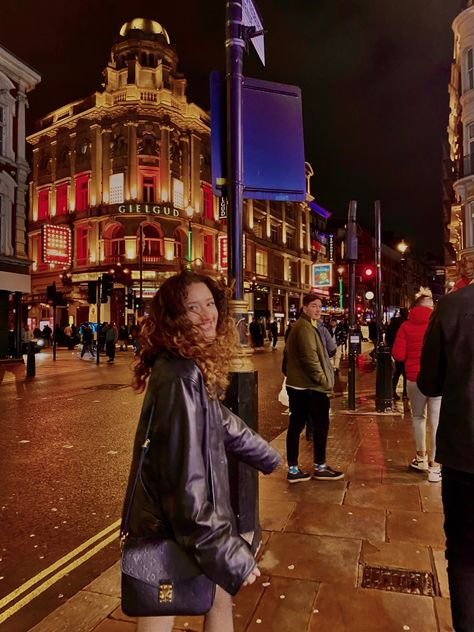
[69,132,76,211]
[31,147,39,221]
[101,127,111,203]
[160,125,171,202]
[180,135,190,205]
[265,201,271,238]
[90,124,102,207]
[49,140,57,216]
[305,206,311,253]
[190,133,201,213]
[281,204,287,244]
[244,198,253,230]
[127,121,138,200]
[15,88,29,256]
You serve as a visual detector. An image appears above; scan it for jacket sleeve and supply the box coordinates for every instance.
[219,403,282,474]
[391,324,407,362]
[320,324,337,357]
[417,307,446,397]
[153,376,256,595]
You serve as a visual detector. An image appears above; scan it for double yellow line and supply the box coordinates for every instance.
[0,519,121,624]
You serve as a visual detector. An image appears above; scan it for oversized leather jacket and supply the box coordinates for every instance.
[122,350,281,595]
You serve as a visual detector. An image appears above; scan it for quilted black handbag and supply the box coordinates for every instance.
[121,405,216,616]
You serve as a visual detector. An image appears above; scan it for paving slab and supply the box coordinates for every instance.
[85,560,121,598]
[434,597,454,632]
[28,591,119,632]
[387,510,445,548]
[432,549,450,598]
[259,473,347,505]
[244,576,318,632]
[419,483,443,513]
[309,584,438,632]
[258,532,361,586]
[285,501,386,542]
[93,620,135,632]
[259,498,296,532]
[345,481,421,512]
[360,539,433,573]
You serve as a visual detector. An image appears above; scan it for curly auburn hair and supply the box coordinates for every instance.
[132,271,239,398]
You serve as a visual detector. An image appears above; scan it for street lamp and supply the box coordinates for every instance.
[186,204,194,268]
[396,240,409,307]
[337,266,344,311]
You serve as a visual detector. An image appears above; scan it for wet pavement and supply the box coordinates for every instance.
[0,342,453,631]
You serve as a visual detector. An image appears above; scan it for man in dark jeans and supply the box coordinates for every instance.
[283,294,343,483]
[418,282,474,631]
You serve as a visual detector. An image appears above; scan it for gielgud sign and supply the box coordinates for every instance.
[114,203,181,217]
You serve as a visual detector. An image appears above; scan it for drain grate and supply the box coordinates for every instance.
[361,565,437,596]
[84,384,131,391]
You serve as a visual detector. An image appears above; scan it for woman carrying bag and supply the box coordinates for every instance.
[122,270,281,632]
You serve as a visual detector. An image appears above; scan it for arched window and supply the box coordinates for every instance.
[103,222,125,262]
[138,223,164,261]
[174,228,187,260]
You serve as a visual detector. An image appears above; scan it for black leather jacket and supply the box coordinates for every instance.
[122,350,281,595]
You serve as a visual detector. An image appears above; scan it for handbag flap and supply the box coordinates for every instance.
[122,538,203,588]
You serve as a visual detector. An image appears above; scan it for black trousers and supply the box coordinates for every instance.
[286,387,330,467]
[442,466,474,632]
[106,340,116,360]
[392,360,407,395]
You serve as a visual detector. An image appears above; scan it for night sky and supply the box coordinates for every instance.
[0,0,462,257]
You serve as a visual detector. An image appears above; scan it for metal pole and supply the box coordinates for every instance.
[226,0,244,299]
[139,224,143,315]
[338,275,343,311]
[52,303,57,361]
[14,292,22,359]
[96,277,101,366]
[374,200,393,412]
[224,0,260,551]
[346,201,358,411]
[187,220,192,269]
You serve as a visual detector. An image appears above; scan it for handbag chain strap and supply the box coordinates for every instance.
[120,399,215,543]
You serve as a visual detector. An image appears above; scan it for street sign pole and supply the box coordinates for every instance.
[96,277,101,366]
[374,201,393,412]
[52,301,57,362]
[225,0,261,551]
[346,201,358,411]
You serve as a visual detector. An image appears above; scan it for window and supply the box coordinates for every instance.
[76,226,88,264]
[270,224,280,245]
[38,190,49,220]
[103,223,125,260]
[142,175,156,204]
[467,48,474,91]
[286,231,295,250]
[56,183,68,215]
[0,106,4,156]
[203,234,213,264]
[253,219,263,239]
[139,224,163,259]
[173,178,184,209]
[109,173,124,204]
[202,184,214,220]
[255,249,267,276]
[289,260,299,283]
[75,175,89,211]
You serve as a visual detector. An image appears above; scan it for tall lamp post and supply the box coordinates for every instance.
[397,240,408,307]
[337,266,344,311]
[185,205,194,268]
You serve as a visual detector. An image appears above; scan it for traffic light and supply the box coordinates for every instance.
[101,273,114,303]
[363,266,375,279]
[87,281,97,304]
[46,282,57,304]
[126,287,134,310]
[134,297,142,312]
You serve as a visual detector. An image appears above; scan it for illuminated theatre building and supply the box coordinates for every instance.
[26,19,329,330]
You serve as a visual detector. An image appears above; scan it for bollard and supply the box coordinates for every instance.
[26,341,36,377]
[375,343,393,412]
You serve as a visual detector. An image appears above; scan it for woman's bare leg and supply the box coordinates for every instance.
[204,585,234,632]
[136,616,174,632]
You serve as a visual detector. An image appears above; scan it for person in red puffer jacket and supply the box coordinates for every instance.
[392,289,442,483]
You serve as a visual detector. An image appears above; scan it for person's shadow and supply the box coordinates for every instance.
[0,360,30,397]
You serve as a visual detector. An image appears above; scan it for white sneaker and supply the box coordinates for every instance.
[428,466,442,483]
[410,455,428,471]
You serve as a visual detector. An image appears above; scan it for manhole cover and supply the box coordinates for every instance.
[85,384,130,391]
[361,565,437,596]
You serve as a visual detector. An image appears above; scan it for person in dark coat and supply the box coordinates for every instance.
[417,281,474,632]
[268,320,278,349]
[124,271,281,631]
[385,308,408,400]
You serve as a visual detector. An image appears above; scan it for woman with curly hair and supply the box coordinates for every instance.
[122,270,281,632]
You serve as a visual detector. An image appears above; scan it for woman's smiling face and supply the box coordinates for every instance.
[185,282,218,340]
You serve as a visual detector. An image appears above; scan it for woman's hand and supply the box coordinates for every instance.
[242,565,261,587]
